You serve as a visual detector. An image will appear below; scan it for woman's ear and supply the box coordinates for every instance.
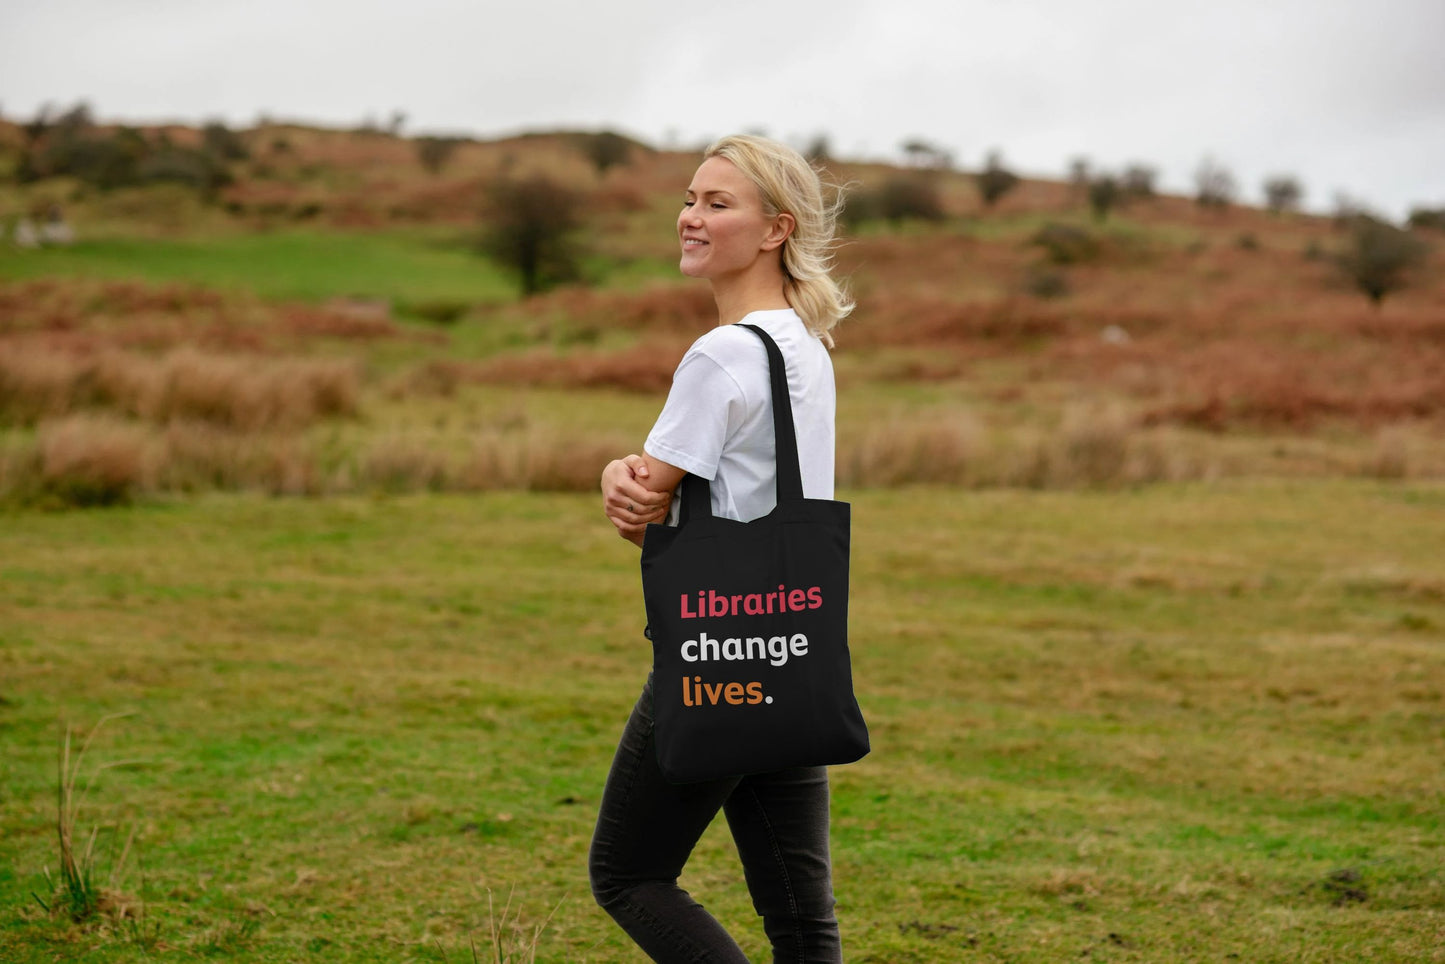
[761,212,796,252]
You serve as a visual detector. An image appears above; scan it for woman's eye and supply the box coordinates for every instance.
[711,203,726,210]
[682,200,694,208]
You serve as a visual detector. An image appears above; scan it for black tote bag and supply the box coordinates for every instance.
[640,323,869,784]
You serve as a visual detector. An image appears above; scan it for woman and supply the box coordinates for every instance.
[590,134,852,963]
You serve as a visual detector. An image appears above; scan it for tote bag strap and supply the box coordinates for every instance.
[678,323,805,524]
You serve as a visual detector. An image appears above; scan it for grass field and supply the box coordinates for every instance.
[2,481,1442,962]
[2,120,1442,960]
[0,231,517,305]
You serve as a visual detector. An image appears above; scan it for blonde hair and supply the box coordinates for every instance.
[703,135,853,346]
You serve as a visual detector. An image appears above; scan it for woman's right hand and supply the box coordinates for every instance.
[602,454,672,545]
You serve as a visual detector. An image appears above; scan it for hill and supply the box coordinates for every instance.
[0,119,1442,504]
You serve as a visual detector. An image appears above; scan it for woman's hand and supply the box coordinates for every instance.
[602,454,672,546]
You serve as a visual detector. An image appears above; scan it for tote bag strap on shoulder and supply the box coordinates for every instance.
[678,323,802,524]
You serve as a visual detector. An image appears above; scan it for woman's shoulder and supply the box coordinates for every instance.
[686,320,769,364]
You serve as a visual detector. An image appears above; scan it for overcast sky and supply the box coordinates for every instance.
[3,0,1442,219]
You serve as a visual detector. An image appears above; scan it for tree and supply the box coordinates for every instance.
[1263,174,1303,215]
[575,131,633,176]
[900,138,951,170]
[1336,216,1428,307]
[1195,157,1236,210]
[416,136,462,175]
[478,175,585,296]
[804,134,832,163]
[22,103,52,144]
[976,150,1019,208]
[1088,175,1121,222]
[1121,164,1157,199]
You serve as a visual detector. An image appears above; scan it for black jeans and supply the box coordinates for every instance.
[589,674,842,963]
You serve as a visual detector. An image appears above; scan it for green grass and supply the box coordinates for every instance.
[0,230,517,304]
[1,481,1443,961]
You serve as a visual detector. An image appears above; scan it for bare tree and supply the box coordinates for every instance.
[1195,157,1236,210]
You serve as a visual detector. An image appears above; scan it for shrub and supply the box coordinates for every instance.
[1264,174,1304,214]
[137,147,233,198]
[416,136,463,175]
[1408,206,1445,232]
[201,121,249,161]
[850,175,945,226]
[402,299,471,325]
[976,151,1019,208]
[1030,223,1100,264]
[16,106,240,200]
[478,175,586,296]
[1088,175,1121,222]
[1022,265,1069,299]
[1336,216,1428,306]
[22,126,148,189]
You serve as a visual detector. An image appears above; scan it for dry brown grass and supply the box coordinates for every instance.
[837,407,1220,490]
[0,279,412,353]
[470,340,692,394]
[38,416,154,506]
[839,413,986,486]
[0,347,359,430]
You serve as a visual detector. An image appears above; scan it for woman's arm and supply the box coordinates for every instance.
[601,452,687,547]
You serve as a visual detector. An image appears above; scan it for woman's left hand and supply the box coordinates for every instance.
[602,454,672,544]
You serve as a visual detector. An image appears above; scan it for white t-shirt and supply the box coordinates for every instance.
[645,308,835,523]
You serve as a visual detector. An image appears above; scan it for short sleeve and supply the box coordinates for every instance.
[644,349,747,480]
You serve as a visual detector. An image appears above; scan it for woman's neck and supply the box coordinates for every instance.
[711,272,790,327]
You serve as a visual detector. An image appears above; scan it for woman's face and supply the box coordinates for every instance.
[677,156,786,281]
